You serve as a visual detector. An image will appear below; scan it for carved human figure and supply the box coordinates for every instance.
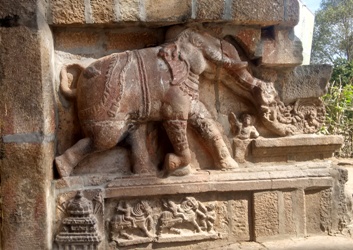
[117,201,136,227]
[205,204,216,232]
[229,113,259,139]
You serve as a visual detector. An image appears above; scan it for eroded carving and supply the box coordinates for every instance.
[108,196,218,246]
[55,191,101,250]
[159,197,216,236]
[248,79,326,137]
[229,113,259,139]
[110,200,155,244]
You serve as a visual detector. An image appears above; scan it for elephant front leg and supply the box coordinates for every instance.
[127,123,157,175]
[163,120,192,176]
[189,114,238,170]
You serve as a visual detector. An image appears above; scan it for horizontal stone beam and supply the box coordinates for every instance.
[49,0,299,27]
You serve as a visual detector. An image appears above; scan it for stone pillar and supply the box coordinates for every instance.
[0,1,55,249]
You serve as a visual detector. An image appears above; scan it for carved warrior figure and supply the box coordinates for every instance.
[158,197,214,235]
[110,200,154,240]
[55,26,290,177]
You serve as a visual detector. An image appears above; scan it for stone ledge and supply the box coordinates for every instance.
[49,0,299,27]
[104,177,332,198]
[54,161,334,194]
[251,135,343,162]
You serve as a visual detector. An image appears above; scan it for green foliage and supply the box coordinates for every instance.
[311,0,353,64]
[321,60,353,156]
[331,58,353,84]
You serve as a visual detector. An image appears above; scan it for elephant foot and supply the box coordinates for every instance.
[55,155,75,177]
[216,156,238,170]
[170,165,191,176]
[164,153,191,176]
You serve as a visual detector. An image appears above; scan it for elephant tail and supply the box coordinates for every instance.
[60,64,85,99]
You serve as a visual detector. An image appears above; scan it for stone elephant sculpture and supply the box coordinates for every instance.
[55,26,266,177]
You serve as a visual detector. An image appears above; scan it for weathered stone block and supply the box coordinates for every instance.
[231,0,284,26]
[282,65,332,104]
[283,0,300,26]
[253,191,279,239]
[51,0,86,24]
[105,30,163,51]
[91,0,115,23]
[251,135,343,163]
[231,27,262,59]
[145,0,192,23]
[230,196,251,240]
[261,27,303,67]
[195,0,224,20]
[119,0,141,21]
[54,30,100,52]
[0,26,55,135]
[305,189,327,234]
[1,142,54,250]
[281,191,296,235]
[292,189,306,236]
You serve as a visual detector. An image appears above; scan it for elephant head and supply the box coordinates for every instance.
[161,27,249,79]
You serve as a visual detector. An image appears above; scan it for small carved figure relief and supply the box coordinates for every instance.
[229,113,259,139]
[93,193,103,215]
[110,200,155,244]
[158,197,217,238]
[55,191,101,250]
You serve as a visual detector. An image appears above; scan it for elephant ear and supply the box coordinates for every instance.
[158,43,189,86]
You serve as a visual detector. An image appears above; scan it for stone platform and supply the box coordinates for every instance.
[53,160,347,249]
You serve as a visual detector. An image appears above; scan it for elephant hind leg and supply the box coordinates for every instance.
[55,121,128,177]
[163,120,192,176]
[55,137,93,177]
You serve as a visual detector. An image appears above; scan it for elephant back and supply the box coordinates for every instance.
[77,52,133,121]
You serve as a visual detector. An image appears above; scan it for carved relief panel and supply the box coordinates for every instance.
[54,190,252,248]
[105,196,219,247]
[54,25,333,179]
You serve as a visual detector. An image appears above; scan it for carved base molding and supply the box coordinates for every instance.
[53,160,348,249]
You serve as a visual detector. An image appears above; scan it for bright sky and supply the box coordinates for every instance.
[301,0,321,13]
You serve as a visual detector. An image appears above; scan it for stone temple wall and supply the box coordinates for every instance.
[0,1,350,249]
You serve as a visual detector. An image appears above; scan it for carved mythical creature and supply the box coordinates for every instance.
[110,200,154,240]
[158,197,206,235]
